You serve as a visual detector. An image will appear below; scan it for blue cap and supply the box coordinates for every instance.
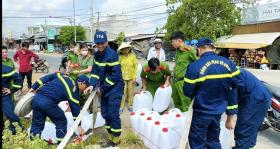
[197,37,214,47]
[94,31,108,43]
[184,40,190,45]
[190,39,198,45]
[77,75,90,86]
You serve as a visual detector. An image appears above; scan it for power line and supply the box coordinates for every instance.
[3,16,71,19]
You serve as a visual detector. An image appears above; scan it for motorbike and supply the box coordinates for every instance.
[59,50,68,73]
[260,82,280,132]
[32,59,49,73]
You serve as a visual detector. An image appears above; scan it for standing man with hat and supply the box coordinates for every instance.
[147,38,166,61]
[170,31,198,112]
[183,38,244,148]
[84,31,124,147]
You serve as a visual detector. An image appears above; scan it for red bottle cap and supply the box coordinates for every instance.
[176,114,181,117]
[131,112,136,116]
[140,113,145,116]
[162,128,168,132]
[147,117,152,120]
[155,121,160,125]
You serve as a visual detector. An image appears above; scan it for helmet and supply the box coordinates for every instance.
[191,39,198,45]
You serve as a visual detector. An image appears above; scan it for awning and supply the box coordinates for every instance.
[215,32,280,49]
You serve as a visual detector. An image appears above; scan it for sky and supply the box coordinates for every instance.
[2,0,280,38]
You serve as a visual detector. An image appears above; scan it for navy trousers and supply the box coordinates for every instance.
[189,111,222,149]
[235,99,271,149]
[2,95,21,134]
[30,94,67,142]
[101,92,123,137]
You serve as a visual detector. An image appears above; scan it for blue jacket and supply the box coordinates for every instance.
[31,73,81,118]
[90,46,124,97]
[184,52,244,114]
[2,65,23,97]
[227,68,272,115]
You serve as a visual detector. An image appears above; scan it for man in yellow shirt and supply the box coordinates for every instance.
[117,42,138,113]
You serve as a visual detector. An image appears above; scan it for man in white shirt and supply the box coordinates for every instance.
[147,38,166,61]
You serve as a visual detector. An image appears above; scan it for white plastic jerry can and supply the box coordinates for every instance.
[142,113,161,148]
[130,108,150,134]
[58,101,69,112]
[135,63,143,93]
[138,111,160,140]
[94,112,105,128]
[153,86,172,113]
[156,127,182,149]
[133,91,153,112]
[149,117,175,149]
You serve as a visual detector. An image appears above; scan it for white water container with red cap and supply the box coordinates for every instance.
[133,91,153,112]
[153,86,172,112]
[138,111,160,140]
[220,121,230,149]
[149,117,175,149]
[156,127,182,149]
[130,108,150,134]
[142,113,161,147]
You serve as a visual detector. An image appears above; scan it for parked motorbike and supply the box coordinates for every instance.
[32,59,49,73]
[260,82,280,132]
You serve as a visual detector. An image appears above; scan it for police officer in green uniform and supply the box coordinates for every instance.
[141,58,171,96]
[2,46,15,68]
[170,31,198,112]
[66,42,80,80]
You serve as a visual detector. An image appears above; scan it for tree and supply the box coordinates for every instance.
[58,26,86,45]
[115,32,126,46]
[164,0,241,41]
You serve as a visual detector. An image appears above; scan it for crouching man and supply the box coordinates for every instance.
[29,73,89,144]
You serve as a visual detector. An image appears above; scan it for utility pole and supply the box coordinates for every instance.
[73,0,76,42]
[90,0,94,41]
[97,11,100,30]
[45,17,48,51]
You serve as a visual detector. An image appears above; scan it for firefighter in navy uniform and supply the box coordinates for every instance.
[2,64,23,134]
[183,38,244,149]
[84,31,124,147]
[226,68,272,149]
[29,73,89,144]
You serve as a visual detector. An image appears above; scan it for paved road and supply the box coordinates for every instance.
[7,50,280,148]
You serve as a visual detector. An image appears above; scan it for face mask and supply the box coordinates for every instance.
[81,51,88,56]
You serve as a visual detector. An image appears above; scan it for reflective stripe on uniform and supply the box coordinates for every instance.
[71,79,76,92]
[105,78,115,85]
[250,147,255,149]
[111,128,122,133]
[184,69,240,84]
[2,70,17,77]
[227,105,238,110]
[105,125,111,129]
[91,74,100,79]
[57,73,79,104]
[94,61,120,67]
[12,84,22,88]
[57,138,63,141]
[37,80,43,86]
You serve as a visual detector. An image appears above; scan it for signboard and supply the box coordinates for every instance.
[242,2,280,24]
[48,29,56,40]
[48,44,54,52]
